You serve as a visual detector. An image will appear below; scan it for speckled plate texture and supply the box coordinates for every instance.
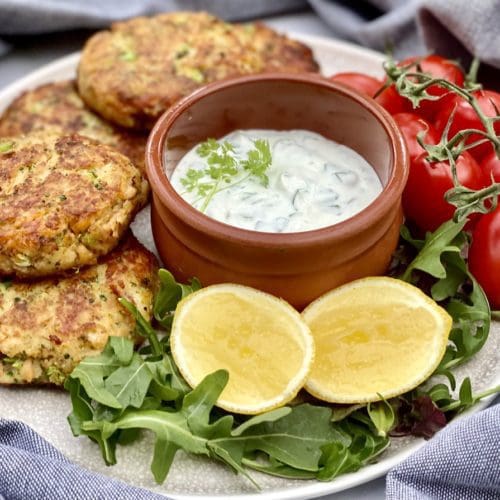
[1,35,499,500]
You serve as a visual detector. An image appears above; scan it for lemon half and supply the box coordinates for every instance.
[171,284,314,414]
[302,277,452,404]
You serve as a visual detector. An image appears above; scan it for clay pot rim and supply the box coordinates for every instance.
[146,72,409,248]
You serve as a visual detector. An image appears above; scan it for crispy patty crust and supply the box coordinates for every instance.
[77,12,319,129]
[0,234,157,385]
[0,133,148,278]
[0,80,147,175]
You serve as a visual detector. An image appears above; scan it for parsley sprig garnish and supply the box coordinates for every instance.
[180,137,272,212]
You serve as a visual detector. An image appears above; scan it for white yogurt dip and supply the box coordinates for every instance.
[169,129,383,233]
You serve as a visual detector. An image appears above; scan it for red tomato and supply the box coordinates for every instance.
[376,56,464,118]
[393,113,440,161]
[399,55,465,120]
[375,84,412,115]
[328,72,383,98]
[403,151,487,232]
[469,207,500,308]
[434,90,500,161]
[329,72,412,115]
[482,150,500,182]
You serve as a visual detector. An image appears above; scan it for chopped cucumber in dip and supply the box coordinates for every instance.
[169,129,382,233]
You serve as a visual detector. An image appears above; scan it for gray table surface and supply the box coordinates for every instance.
[0,11,439,500]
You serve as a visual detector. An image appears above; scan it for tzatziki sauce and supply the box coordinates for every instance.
[169,129,383,233]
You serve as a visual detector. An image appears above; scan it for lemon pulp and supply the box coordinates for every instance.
[303,277,452,403]
[171,284,314,414]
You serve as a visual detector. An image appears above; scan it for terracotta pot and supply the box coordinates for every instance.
[146,73,409,309]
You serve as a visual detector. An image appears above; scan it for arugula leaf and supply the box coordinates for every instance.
[119,297,162,357]
[81,371,234,483]
[443,270,490,370]
[214,404,350,473]
[209,442,258,486]
[240,456,317,479]
[430,255,465,301]
[65,377,97,437]
[65,377,118,464]
[82,409,208,454]
[151,438,177,483]
[104,353,153,408]
[317,442,361,480]
[109,336,134,365]
[146,359,182,402]
[400,219,466,281]
[330,404,365,422]
[318,419,389,481]
[72,344,122,378]
[69,361,122,409]
[153,269,201,329]
[231,407,291,436]
[399,221,491,371]
[161,353,191,395]
[182,369,234,439]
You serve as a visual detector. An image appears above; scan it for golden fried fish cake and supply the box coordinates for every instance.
[0,133,148,278]
[0,234,158,385]
[232,21,319,73]
[0,80,147,175]
[77,11,319,129]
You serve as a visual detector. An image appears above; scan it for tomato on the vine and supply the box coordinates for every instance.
[481,150,500,182]
[434,90,500,161]
[399,55,465,120]
[403,151,487,232]
[376,56,464,118]
[469,207,500,308]
[327,70,418,115]
[328,72,414,114]
[375,84,412,115]
[328,72,383,98]
[392,113,439,161]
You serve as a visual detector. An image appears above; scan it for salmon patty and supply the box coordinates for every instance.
[0,133,148,278]
[0,234,157,385]
[77,12,319,129]
[0,80,147,175]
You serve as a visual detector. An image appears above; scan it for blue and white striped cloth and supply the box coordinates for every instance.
[0,419,166,500]
[386,403,500,499]
[1,402,499,499]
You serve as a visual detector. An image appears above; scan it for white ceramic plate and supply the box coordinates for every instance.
[0,34,499,500]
